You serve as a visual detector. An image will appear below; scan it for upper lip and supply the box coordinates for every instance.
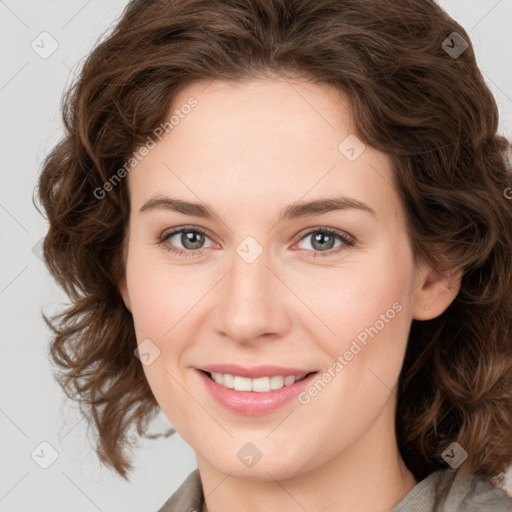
[199,364,317,379]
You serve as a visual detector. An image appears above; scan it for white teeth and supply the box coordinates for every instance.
[222,373,234,388]
[209,372,306,392]
[284,375,296,386]
[233,376,252,391]
[270,376,285,390]
[252,377,271,392]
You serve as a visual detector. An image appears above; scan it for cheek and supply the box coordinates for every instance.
[305,247,414,387]
[124,242,210,390]
[299,253,411,337]
[125,240,187,336]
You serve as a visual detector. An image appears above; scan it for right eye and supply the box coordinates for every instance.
[156,226,217,257]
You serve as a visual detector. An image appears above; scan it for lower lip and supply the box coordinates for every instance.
[197,370,318,416]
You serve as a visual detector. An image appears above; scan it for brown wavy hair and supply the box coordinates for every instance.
[35,0,512,487]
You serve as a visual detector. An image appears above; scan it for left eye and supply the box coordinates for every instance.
[294,228,354,256]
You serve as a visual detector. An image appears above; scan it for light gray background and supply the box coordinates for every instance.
[1,1,511,510]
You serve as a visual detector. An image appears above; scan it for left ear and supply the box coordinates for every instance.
[411,263,463,320]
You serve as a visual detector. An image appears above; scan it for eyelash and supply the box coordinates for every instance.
[155,225,355,259]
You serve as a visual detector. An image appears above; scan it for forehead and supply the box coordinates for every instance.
[128,78,401,225]
[170,77,354,162]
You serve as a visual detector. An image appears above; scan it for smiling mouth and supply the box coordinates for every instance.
[201,370,317,392]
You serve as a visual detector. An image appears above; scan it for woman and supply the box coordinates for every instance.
[36,0,512,510]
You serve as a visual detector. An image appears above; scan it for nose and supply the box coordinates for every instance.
[212,245,292,344]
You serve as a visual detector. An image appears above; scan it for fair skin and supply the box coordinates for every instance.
[119,77,461,512]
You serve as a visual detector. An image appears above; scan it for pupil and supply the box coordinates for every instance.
[312,232,334,251]
[182,231,204,249]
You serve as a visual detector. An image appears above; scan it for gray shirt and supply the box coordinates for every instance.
[157,468,512,511]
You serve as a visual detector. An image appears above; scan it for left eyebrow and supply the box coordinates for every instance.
[278,196,376,222]
[138,195,376,221]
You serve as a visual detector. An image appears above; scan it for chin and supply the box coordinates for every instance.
[203,444,309,482]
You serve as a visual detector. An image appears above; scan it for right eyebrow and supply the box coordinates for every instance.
[140,196,216,218]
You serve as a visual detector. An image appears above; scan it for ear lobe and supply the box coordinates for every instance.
[412,265,463,321]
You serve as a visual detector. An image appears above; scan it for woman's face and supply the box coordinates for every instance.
[119,78,448,480]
